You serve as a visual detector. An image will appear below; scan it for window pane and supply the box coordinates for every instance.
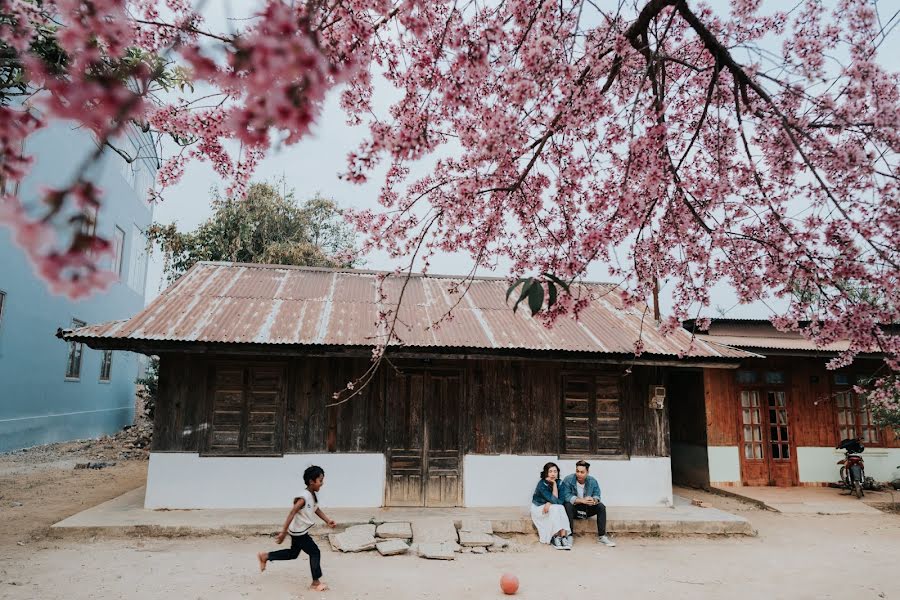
[737,371,758,384]
[65,319,85,379]
[771,443,780,459]
[754,445,763,459]
[781,444,790,459]
[765,371,786,384]
[834,373,851,386]
[99,350,113,381]
[113,226,126,276]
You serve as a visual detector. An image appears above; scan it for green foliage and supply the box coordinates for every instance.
[135,356,159,421]
[0,2,189,107]
[147,181,358,281]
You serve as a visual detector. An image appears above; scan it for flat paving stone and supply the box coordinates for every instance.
[458,531,494,547]
[376,521,412,539]
[330,524,377,552]
[412,518,458,544]
[458,518,493,534]
[418,542,456,560]
[375,539,409,556]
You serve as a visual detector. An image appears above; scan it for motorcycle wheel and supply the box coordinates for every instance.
[853,481,863,499]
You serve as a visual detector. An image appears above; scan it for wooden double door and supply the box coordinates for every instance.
[738,388,797,486]
[385,371,462,507]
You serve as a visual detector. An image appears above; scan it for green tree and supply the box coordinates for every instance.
[147,182,358,281]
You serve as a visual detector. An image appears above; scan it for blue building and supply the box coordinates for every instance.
[0,119,157,452]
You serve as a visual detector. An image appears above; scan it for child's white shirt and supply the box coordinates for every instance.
[288,489,318,535]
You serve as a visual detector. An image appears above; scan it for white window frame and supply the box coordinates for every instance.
[99,349,113,382]
[65,319,86,380]
[113,226,126,277]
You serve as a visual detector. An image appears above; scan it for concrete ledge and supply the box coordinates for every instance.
[51,487,755,539]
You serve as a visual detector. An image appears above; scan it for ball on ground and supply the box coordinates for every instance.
[500,573,519,595]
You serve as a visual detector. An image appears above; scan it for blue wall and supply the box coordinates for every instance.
[0,120,156,452]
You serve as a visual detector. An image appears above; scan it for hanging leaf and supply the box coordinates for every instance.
[527,281,544,316]
[506,277,529,303]
[547,281,558,308]
[542,272,571,294]
[512,278,534,313]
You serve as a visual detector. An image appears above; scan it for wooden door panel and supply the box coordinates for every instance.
[738,387,796,486]
[386,449,425,506]
[425,450,460,507]
[206,363,285,456]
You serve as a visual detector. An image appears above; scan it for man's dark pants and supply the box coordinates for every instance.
[564,501,607,536]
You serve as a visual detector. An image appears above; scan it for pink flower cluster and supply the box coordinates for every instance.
[0,0,896,386]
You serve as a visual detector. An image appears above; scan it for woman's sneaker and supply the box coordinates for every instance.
[598,535,617,547]
[552,537,566,550]
[563,535,574,549]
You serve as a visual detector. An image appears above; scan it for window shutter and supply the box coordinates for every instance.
[562,373,622,456]
[207,364,285,456]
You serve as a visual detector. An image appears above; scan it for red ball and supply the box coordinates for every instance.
[500,573,519,595]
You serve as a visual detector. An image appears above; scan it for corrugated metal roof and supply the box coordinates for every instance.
[64,262,754,359]
[693,334,851,352]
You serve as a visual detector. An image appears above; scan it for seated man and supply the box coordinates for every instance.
[560,460,616,547]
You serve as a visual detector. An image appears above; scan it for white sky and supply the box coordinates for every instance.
[145,0,899,322]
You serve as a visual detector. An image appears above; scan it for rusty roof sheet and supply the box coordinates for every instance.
[693,333,852,352]
[65,262,754,359]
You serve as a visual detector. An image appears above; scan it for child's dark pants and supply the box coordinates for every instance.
[267,533,322,580]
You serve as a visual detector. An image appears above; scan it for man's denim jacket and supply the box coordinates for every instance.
[559,474,602,504]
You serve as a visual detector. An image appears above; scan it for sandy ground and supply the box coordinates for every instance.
[1,443,898,600]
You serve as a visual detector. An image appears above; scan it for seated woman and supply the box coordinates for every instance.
[530,462,571,550]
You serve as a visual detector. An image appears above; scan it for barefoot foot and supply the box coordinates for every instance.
[310,581,328,592]
[257,551,268,572]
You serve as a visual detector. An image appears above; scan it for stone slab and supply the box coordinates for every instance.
[418,542,456,560]
[458,518,493,534]
[330,524,377,552]
[471,546,487,554]
[376,539,409,556]
[412,518,458,544]
[458,531,494,547]
[376,521,412,539]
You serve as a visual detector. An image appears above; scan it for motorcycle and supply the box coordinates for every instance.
[836,438,866,499]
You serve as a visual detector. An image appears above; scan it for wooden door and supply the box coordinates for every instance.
[738,388,795,486]
[424,373,462,507]
[385,371,462,507]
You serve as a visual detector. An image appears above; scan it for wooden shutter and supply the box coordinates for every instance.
[562,373,622,456]
[207,364,285,456]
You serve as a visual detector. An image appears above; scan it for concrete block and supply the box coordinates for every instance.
[375,539,409,556]
[418,542,456,560]
[376,522,412,539]
[412,518,458,544]
[458,518,493,534]
[458,531,494,547]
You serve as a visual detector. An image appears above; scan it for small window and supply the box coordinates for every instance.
[736,370,758,384]
[765,371,786,385]
[112,226,126,277]
[65,319,86,379]
[834,373,853,386]
[99,350,113,381]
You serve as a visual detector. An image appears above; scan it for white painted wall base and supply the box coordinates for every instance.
[708,446,741,484]
[797,447,900,483]
[463,455,673,507]
[145,453,385,509]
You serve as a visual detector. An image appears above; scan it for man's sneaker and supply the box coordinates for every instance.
[598,535,617,547]
[563,534,573,549]
[552,537,566,550]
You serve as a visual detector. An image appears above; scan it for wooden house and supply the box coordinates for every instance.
[672,319,899,488]
[60,263,752,509]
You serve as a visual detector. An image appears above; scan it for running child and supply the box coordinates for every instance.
[257,465,336,592]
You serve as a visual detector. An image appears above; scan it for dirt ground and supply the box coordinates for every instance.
[1,442,898,600]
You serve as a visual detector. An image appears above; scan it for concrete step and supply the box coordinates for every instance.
[50,487,755,539]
